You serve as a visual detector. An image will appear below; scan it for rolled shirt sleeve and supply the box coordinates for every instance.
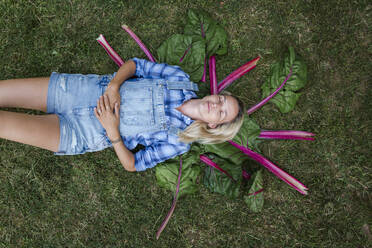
[134,142,190,172]
[131,57,191,81]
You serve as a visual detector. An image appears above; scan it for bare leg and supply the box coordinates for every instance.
[0,110,60,152]
[0,77,50,112]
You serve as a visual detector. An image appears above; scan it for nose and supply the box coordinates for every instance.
[211,102,221,110]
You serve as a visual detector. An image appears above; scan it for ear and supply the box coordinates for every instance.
[208,123,217,129]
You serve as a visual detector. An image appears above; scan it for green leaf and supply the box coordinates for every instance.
[283,48,307,91]
[157,34,206,82]
[231,115,261,150]
[184,9,228,56]
[203,142,248,166]
[244,170,264,213]
[155,155,201,197]
[270,90,302,113]
[203,156,242,198]
[261,47,307,113]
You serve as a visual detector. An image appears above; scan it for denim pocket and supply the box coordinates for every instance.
[72,107,108,151]
[120,86,155,126]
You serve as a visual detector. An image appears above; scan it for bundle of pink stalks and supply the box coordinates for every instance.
[97,26,313,238]
[206,56,312,195]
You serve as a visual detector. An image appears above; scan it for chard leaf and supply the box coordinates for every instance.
[231,115,261,150]
[261,47,307,113]
[184,9,228,56]
[157,34,206,82]
[203,142,249,166]
[244,170,264,212]
[269,90,302,114]
[283,47,307,91]
[203,156,242,198]
[155,153,201,197]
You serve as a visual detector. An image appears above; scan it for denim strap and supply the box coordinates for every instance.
[164,81,199,91]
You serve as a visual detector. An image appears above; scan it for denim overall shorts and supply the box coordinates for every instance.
[47,72,198,155]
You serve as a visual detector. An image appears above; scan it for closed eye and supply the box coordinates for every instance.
[220,110,226,120]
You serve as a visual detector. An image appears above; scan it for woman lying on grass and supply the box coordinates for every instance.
[0,58,244,172]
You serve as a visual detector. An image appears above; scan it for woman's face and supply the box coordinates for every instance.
[198,95,239,128]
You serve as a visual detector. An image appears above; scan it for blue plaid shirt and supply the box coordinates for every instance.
[124,58,197,171]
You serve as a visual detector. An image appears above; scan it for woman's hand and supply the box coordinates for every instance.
[94,95,120,139]
[103,60,136,108]
[103,85,121,109]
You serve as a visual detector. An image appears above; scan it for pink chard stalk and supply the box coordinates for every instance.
[228,141,308,195]
[122,24,156,62]
[247,68,292,115]
[259,130,315,141]
[200,155,236,182]
[202,63,207,82]
[179,45,192,63]
[96,34,125,67]
[248,188,264,196]
[209,55,218,94]
[242,169,251,180]
[156,158,183,239]
[201,57,207,82]
[217,56,260,93]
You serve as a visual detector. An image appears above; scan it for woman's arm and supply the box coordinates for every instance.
[104,60,136,108]
[107,128,136,172]
[94,95,135,172]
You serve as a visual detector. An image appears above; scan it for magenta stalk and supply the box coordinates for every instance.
[259,130,315,141]
[96,34,125,67]
[260,130,315,137]
[179,45,191,63]
[201,57,207,82]
[247,188,264,196]
[200,155,236,182]
[217,56,260,93]
[228,141,308,195]
[246,68,292,115]
[242,169,251,180]
[156,158,183,239]
[122,24,156,62]
[209,55,218,94]
[259,130,315,140]
[259,135,315,141]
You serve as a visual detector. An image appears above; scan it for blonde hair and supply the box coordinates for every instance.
[178,93,244,144]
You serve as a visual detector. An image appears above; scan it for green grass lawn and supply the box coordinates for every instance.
[0,0,370,247]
